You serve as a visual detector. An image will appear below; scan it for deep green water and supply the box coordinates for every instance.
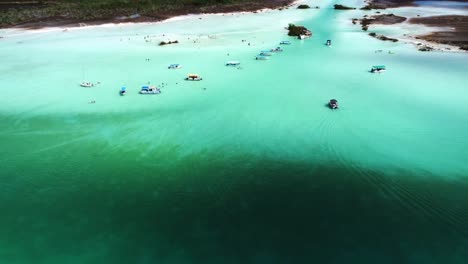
[1,0,468,263]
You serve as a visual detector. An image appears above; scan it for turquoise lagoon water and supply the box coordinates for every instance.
[1,1,468,263]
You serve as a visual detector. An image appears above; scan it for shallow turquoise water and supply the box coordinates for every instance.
[1,1,468,263]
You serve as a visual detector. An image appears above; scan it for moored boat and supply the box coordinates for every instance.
[168,64,182,69]
[225,61,241,66]
[279,40,291,45]
[80,82,94,87]
[185,73,202,81]
[270,47,283,52]
[329,99,338,109]
[326,40,331,46]
[370,65,386,73]
[259,51,272,56]
[255,55,269,60]
[140,85,161,94]
[120,86,126,96]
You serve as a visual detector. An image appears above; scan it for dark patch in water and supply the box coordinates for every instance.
[0,114,468,263]
[1,149,468,264]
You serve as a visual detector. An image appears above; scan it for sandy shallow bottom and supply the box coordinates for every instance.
[0,1,468,263]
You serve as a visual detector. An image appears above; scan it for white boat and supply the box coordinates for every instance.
[259,51,272,56]
[370,65,386,73]
[185,74,202,81]
[225,61,241,66]
[140,85,161,94]
[168,64,182,69]
[80,82,94,87]
[298,34,310,40]
[255,55,269,60]
[279,40,291,45]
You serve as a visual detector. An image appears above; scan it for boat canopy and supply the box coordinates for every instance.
[188,74,199,78]
[330,99,338,103]
[372,65,386,69]
[120,87,126,90]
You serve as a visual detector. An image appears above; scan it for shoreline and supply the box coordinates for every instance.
[409,15,468,51]
[354,0,468,52]
[0,0,298,30]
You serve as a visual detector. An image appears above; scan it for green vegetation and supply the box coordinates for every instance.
[0,0,292,27]
[333,4,356,10]
[297,4,310,9]
[287,23,311,37]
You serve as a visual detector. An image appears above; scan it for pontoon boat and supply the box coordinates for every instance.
[140,85,161,94]
[185,74,202,81]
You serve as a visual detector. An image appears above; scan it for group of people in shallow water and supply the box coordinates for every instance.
[87,35,265,104]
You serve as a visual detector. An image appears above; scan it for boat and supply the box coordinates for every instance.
[279,40,291,45]
[329,99,338,109]
[119,87,126,96]
[270,47,283,52]
[298,34,310,40]
[168,64,182,69]
[140,85,161,94]
[370,65,386,73]
[225,61,241,66]
[185,73,202,81]
[80,82,94,87]
[326,40,331,46]
[259,51,272,56]
[255,55,269,60]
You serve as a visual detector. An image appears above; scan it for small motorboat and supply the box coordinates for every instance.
[80,82,94,87]
[255,55,269,60]
[270,47,283,52]
[329,99,338,109]
[259,51,272,56]
[225,61,241,66]
[326,40,331,46]
[279,40,291,45]
[120,87,126,96]
[370,65,386,73]
[168,64,182,69]
[185,73,203,81]
[140,85,161,94]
